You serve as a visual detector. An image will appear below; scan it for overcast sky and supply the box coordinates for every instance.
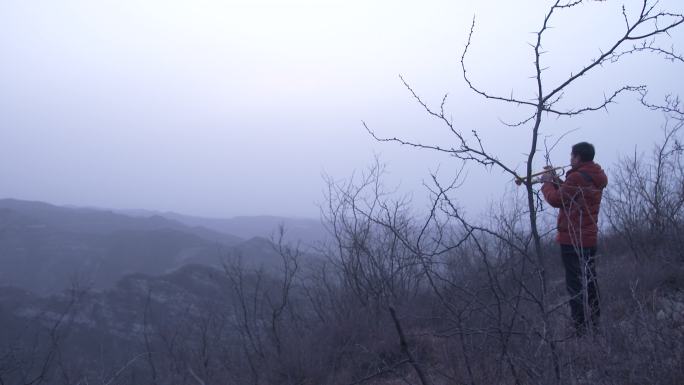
[1,0,682,218]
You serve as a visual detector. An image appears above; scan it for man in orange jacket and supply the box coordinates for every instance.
[541,142,608,335]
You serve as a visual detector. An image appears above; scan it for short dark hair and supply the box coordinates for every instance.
[572,142,595,162]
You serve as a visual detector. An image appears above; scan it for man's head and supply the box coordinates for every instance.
[571,142,595,167]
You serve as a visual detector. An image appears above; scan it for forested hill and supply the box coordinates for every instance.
[120,210,329,245]
[0,199,305,295]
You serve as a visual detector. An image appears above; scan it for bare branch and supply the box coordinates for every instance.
[388,306,433,385]
[640,91,684,119]
[544,85,646,116]
[461,16,540,108]
[544,2,684,103]
[499,113,537,128]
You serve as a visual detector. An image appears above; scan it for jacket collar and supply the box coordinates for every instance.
[571,161,594,171]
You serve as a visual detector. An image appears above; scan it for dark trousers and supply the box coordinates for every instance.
[560,244,600,331]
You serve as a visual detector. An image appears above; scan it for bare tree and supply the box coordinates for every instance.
[361,0,683,383]
[605,109,684,262]
[219,227,306,385]
[368,0,682,293]
[0,282,85,385]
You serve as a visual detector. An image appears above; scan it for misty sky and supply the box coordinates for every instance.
[1,0,682,218]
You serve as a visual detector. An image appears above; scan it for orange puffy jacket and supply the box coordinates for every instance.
[542,161,608,248]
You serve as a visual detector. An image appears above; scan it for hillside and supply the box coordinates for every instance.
[0,199,292,294]
[121,210,329,245]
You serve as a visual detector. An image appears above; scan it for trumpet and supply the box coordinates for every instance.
[515,165,570,186]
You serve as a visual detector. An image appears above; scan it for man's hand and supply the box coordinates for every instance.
[540,173,554,183]
[540,166,556,184]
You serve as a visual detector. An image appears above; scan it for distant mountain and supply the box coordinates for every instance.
[0,199,248,294]
[114,206,329,245]
[0,199,243,245]
[182,235,279,267]
[156,212,330,245]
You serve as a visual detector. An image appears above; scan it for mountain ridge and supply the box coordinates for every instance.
[0,198,311,295]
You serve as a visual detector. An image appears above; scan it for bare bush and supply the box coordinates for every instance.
[605,113,684,263]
